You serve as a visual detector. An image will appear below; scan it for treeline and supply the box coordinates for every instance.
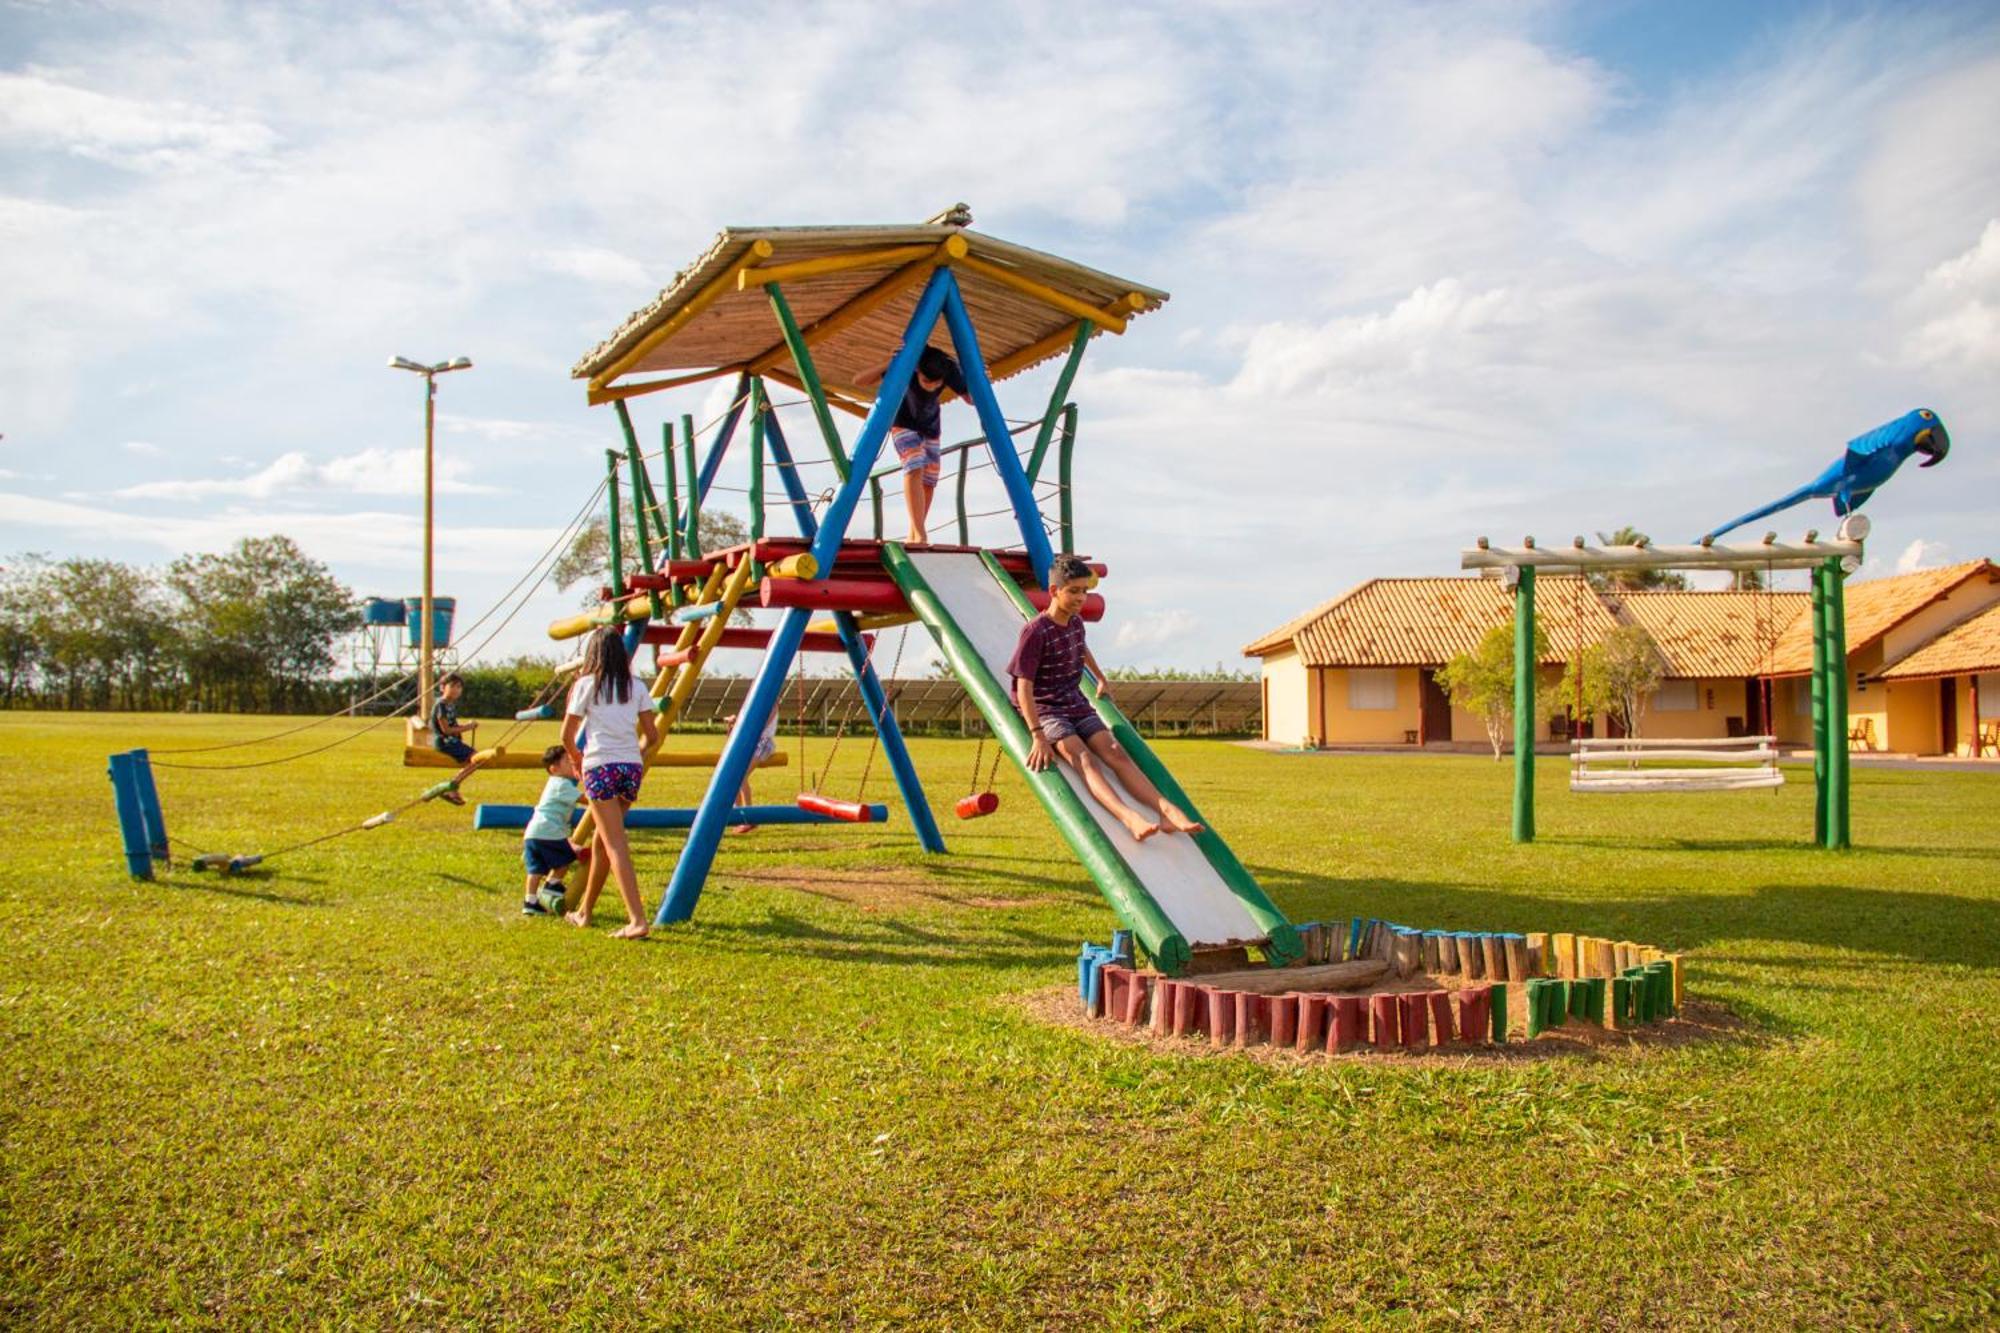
[2,537,360,712]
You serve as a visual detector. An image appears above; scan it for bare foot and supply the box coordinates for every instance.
[612,923,650,940]
[564,910,590,929]
[1160,804,1204,835]
[728,824,757,836]
[1120,814,1161,842]
[439,790,465,806]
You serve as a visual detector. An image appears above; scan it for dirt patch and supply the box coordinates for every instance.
[725,864,1038,913]
[1011,983,1758,1067]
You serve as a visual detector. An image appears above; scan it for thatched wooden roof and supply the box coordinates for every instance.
[572,215,1168,407]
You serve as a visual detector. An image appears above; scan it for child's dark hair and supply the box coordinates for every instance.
[541,744,567,769]
[439,671,465,688]
[917,346,956,381]
[581,628,633,705]
[1050,554,1094,587]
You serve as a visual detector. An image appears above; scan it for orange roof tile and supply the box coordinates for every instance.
[1612,590,1809,678]
[1767,561,2000,674]
[1242,575,1617,668]
[1875,601,2000,680]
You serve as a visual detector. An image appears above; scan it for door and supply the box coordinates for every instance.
[1941,678,1958,755]
[1418,669,1452,744]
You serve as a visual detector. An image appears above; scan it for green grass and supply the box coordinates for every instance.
[4,712,1997,1328]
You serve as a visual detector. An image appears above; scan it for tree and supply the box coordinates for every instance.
[1437,618,1553,760]
[1589,526,1690,592]
[1728,566,1767,592]
[1559,624,1665,739]
[167,537,356,712]
[0,555,50,707]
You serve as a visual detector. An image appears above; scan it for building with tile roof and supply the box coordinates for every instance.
[1245,562,2000,755]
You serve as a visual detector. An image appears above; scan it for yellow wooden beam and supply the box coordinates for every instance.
[951,252,1129,334]
[587,238,775,392]
[587,365,739,407]
[736,244,938,291]
[763,552,819,580]
[744,237,965,376]
[976,319,1096,387]
[807,611,918,635]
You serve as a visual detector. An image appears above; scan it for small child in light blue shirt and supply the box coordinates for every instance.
[522,745,584,915]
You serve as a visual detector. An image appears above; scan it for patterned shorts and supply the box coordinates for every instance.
[581,762,643,804]
[891,428,942,487]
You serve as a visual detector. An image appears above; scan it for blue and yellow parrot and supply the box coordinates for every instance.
[1700,408,1951,542]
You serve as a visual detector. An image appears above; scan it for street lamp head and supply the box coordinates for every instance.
[447,356,472,370]
[388,355,430,373]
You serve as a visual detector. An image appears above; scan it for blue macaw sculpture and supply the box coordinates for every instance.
[1700,408,1951,543]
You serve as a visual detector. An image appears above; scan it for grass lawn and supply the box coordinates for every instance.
[4,711,1997,1327]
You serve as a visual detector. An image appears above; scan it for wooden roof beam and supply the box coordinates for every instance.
[735,244,940,290]
[588,239,775,392]
[744,237,965,377]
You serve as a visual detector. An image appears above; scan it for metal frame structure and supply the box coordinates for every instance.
[1460,522,1868,849]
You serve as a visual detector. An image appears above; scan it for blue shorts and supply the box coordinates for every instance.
[523,838,578,876]
[1037,710,1107,746]
[434,736,475,762]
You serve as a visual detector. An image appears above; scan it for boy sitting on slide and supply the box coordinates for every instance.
[1008,554,1203,843]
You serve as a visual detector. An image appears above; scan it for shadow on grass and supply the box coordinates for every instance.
[1245,866,2000,973]
[686,909,1074,971]
[1543,834,2000,862]
[155,872,326,906]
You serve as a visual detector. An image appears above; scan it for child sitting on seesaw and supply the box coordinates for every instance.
[520,744,585,916]
[428,672,478,805]
[1009,553,1202,843]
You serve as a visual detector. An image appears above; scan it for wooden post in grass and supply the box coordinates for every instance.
[1513,563,1537,842]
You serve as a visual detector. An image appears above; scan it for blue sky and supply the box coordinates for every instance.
[3,0,1997,674]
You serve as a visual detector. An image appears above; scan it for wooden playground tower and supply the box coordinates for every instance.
[1461,519,1870,849]
[561,210,1303,972]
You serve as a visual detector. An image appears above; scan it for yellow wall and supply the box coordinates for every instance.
[1317,667,1421,744]
[1633,677,1749,739]
[1259,649,1314,747]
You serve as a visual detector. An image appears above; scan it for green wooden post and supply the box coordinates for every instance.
[681,413,700,558]
[1810,562,1829,846]
[615,402,662,621]
[954,443,972,545]
[1828,558,1852,850]
[662,422,682,563]
[748,379,768,542]
[1512,565,1537,844]
[870,477,884,540]
[605,449,625,597]
[1025,322,1092,482]
[765,282,851,480]
[1057,405,1077,554]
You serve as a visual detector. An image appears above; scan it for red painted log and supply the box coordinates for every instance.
[1234,992,1267,1048]
[1123,973,1152,1026]
[1295,994,1329,1051]
[1171,981,1197,1037]
[1331,995,1368,1051]
[761,577,910,612]
[1399,992,1430,1048]
[1152,980,1177,1035]
[954,792,1000,819]
[1268,994,1299,1047]
[794,794,876,823]
[1370,993,1400,1049]
[1206,988,1234,1047]
[1023,590,1105,621]
[1428,990,1456,1044]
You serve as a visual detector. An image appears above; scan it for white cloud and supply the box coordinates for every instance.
[0,67,278,171]
[1895,538,1950,573]
[111,448,498,501]
[1114,608,1198,652]
[536,246,653,289]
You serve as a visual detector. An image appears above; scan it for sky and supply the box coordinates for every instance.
[3,0,1998,678]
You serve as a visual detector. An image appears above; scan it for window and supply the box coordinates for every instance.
[1653,679,1697,711]
[1347,669,1399,711]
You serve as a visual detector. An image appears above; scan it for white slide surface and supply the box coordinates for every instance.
[908,551,1266,948]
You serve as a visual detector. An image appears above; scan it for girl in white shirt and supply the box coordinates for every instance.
[561,628,660,939]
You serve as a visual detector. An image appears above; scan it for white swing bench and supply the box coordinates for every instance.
[1570,735,1783,794]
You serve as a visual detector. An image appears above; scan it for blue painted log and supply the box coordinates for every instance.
[107,750,153,880]
[128,747,168,859]
[833,609,945,853]
[940,274,1055,584]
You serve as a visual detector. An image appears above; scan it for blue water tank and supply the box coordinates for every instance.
[362,597,407,627]
[403,596,456,649]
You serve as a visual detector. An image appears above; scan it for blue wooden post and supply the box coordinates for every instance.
[939,275,1055,585]
[656,605,814,924]
[695,372,752,505]
[807,268,954,576]
[759,397,818,537]
[130,748,167,860]
[107,751,153,880]
[833,610,945,853]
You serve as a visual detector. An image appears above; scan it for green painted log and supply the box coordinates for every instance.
[748,379,767,565]
[977,552,1303,966]
[1025,322,1091,482]
[1612,975,1633,1027]
[1057,405,1077,555]
[1828,558,1852,849]
[605,449,625,596]
[1489,982,1509,1042]
[880,543,1190,974]
[1811,561,1828,845]
[681,414,700,558]
[1525,979,1554,1037]
[766,282,850,480]
[1513,565,1537,843]
[616,402,663,621]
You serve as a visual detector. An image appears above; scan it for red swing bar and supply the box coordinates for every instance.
[954,792,1000,819]
[795,793,880,823]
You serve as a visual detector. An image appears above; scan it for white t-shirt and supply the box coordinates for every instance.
[565,672,648,769]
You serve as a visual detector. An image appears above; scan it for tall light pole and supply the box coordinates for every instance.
[388,355,473,732]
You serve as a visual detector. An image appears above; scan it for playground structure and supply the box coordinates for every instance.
[1460,521,1870,848]
[552,212,1304,974]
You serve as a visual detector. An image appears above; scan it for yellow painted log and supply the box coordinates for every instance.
[736,244,938,290]
[807,611,918,635]
[587,365,736,407]
[1552,932,1576,979]
[764,552,819,580]
[745,237,964,375]
[588,239,775,391]
[403,746,550,770]
[973,320,1095,388]
[650,749,788,769]
[951,252,1129,334]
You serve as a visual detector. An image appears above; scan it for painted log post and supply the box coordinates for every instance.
[1296,995,1329,1051]
[1453,988,1484,1044]
[1172,982,1197,1037]
[1151,980,1177,1035]
[1399,992,1430,1048]
[1481,934,1506,981]
[1332,996,1368,1051]
[1421,932,1443,973]
[1526,931,1550,976]
[1828,558,1852,849]
[1460,932,1484,980]
[1553,932,1576,979]
[1811,559,1830,845]
[1208,989,1235,1048]
[1269,993,1299,1047]
[1370,993,1400,1050]
[1428,990,1456,1044]
[1439,932,1461,973]
[1489,983,1509,1042]
[1513,562,1538,843]
[1504,935,1531,983]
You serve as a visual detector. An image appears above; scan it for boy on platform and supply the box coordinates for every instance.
[521,744,584,915]
[1008,554,1203,843]
[857,345,966,545]
[428,672,478,805]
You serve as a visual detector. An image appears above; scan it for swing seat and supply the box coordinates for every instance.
[954,792,1000,820]
[795,793,878,823]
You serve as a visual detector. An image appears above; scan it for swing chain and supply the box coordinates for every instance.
[852,625,909,801]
